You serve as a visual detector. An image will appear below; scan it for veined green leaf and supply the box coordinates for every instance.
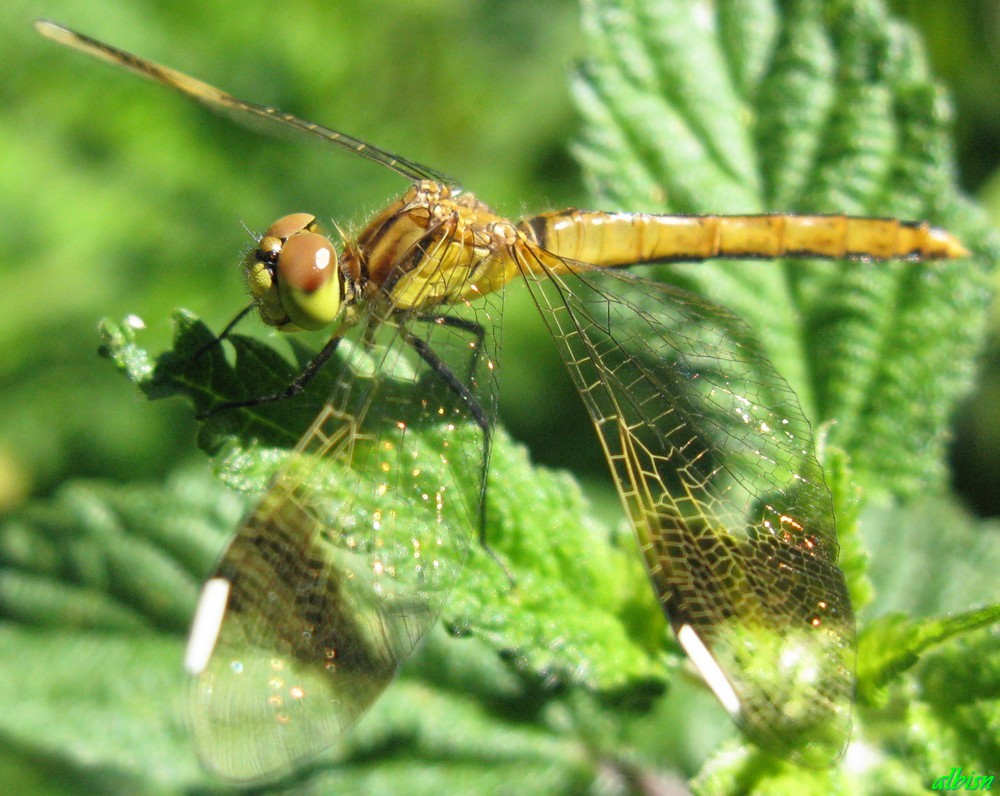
[574,0,996,498]
[858,606,1000,707]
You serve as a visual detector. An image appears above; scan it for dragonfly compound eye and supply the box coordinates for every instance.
[264,212,318,240]
[276,231,341,330]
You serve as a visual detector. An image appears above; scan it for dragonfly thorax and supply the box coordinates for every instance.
[244,213,346,331]
[339,180,524,313]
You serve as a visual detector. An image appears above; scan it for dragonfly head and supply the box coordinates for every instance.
[243,213,344,331]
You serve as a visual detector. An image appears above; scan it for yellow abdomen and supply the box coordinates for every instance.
[521,209,967,267]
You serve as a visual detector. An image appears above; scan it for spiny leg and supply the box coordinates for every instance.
[193,302,256,361]
[196,335,344,419]
[196,315,485,421]
[413,313,488,377]
[400,329,511,584]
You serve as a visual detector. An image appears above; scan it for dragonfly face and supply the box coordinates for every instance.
[244,213,345,331]
[36,20,967,783]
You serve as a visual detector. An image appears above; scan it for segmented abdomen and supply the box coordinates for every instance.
[521,209,967,267]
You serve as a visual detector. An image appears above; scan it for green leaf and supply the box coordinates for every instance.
[0,625,203,792]
[858,606,1000,707]
[574,0,997,498]
[852,497,1000,758]
[0,428,657,792]
[0,468,237,634]
[571,0,998,791]
[99,312,338,457]
[99,311,670,695]
[910,626,1000,775]
[7,310,672,790]
[860,496,1000,619]
[0,469,237,791]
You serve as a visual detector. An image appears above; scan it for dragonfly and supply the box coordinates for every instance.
[37,20,967,782]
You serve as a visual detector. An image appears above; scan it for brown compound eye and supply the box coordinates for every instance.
[254,214,318,271]
[265,213,317,240]
[278,232,336,292]
[275,231,341,331]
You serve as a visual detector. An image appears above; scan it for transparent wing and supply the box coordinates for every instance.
[515,243,855,766]
[184,265,501,780]
[34,20,454,186]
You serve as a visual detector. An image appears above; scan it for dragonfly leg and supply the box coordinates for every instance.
[402,330,513,586]
[412,313,487,378]
[192,302,256,361]
[195,335,343,419]
[400,329,490,443]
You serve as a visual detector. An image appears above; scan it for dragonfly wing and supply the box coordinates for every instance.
[515,245,855,766]
[35,21,454,185]
[184,294,500,780]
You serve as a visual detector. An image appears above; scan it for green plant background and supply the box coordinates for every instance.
[1,0,998,794]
